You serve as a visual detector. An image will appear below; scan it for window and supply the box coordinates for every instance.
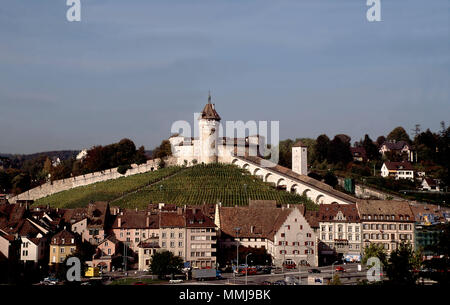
[170,242,175,248]
[170,232,175,239]
[178,242,183,247]
[348,226,352,232]
[162,233,166,238]
[322,234,326,240]
[329,233,332,240]
[281,233,285,238]
[348,234,352,241]
[162,242,166,248]
[135,238,139,242]
[60,248,65,254]
[321,226,325,232]
[355,227,359,232]
[356,234,359,241]
[179,233,183,239]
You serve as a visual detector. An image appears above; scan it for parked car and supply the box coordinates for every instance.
[335,266,346,272]
[261,280,272,285]
[239,267,257,276]
[308,269,321,273]
[273,280,286,285]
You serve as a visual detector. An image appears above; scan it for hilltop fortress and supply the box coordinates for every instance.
[10,95,358,205]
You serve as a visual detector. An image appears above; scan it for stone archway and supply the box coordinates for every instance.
[302,189,311,197]
[316,194,325,204]
[290,184,298,194]
[243,163,250,171]
[232,159,239,165]
[265,173,273,183]
[276,178,287,189]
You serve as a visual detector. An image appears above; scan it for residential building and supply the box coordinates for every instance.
[159,209,186,260]
[379,140,415,162]
[318,203,362,263]
[357,200,415,255]
[185,208,217,268]
[49,230,78,265]
[350,147,367,162]
[380,161,414,180]
[111,209,160,254]
[92,235,120,272]
[217,201,318,267]
[420,178,440,192]
[137,237,161,271]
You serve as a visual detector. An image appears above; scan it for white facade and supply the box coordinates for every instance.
[292,145,308,175]
[20,236,46,263]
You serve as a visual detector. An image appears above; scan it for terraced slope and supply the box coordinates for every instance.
[113,163,316,210]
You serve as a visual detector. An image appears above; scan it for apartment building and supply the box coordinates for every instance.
[185,208,217,268]
[49,230,78,265]
[159,209,186,259]
[318,203,362,262]
[111,209,160,254]
[357,200,415,254]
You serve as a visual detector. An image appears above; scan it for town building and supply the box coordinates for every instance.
[350,147,367,163]
[379,140,415,162]
[137,237,161,271]
[216,201,318,267]
[111,208,160,255]
[380,161,415,180]
[420,178,440,192]
[92,235,120,272]
[318,203,362,263]
[49,229,78,265]
[357,200,415,254]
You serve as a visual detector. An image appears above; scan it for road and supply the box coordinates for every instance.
[178,264,371,285]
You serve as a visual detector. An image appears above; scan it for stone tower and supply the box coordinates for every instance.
[292,140,308,175]
[198,93,221,164]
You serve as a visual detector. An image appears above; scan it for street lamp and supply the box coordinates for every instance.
[331,260,339,280]
[245,253,252,285]
[234,227,241,283]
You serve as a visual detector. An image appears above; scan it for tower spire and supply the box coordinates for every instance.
[208,90,211,104]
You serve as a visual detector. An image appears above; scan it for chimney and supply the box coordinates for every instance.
[118,217,121,228]
[251,226,255,233]
[146,216,150,227]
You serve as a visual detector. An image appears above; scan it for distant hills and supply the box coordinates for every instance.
[0,150,81,162]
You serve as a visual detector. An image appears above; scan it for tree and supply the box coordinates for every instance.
[324,171,338,188]
[376,136,386,147]
[387,127,411,143]
[315,134,330,163]
[117,164,131,175]
[362,243,387,267]
[150,251,184,279]
[386,242,421,285]
[152,140,172,159]
[328,274,342,285]
[134,146,148,165]
[362,134,379,160]
[327,135,352,165]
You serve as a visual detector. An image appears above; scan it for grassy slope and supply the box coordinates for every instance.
[34,166,182,208]
[35,164,316,210]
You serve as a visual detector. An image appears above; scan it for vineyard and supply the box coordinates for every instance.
[34,164,316,210]
[113,163,317,210]
[34,166,182,208]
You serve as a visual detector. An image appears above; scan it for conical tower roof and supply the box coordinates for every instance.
[199,93,221,121]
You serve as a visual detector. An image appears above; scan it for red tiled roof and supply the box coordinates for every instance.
[356,200,415,222]
[384,161,414,171]
[50,230,77,245]
[318,203,360,222]
[160,212,185,228]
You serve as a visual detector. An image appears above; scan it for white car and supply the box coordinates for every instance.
[169,279,183,284]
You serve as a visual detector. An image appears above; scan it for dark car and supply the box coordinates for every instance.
[273,280,286,285]
[261,280,272,285]
[308,269,321,274]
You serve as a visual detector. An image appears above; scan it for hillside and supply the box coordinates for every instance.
[34,166,182,208]
[35,163,316,210]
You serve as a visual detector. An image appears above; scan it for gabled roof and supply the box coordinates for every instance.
[160,212,185,228]
[383,161,414,171]
[50,230,77,245]
[219,206,292,241]
[356,200,414,221]
[185,208,215,228]
[381,141,410,151]
[112,210,159,229]
[318,203,360,222]
[293,140,307,147]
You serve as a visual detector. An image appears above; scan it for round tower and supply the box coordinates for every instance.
[198,93,221,164]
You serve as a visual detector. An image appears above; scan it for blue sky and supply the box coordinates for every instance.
[0,0,449,154]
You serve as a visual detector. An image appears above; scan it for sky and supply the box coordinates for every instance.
[0,0,449,154]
